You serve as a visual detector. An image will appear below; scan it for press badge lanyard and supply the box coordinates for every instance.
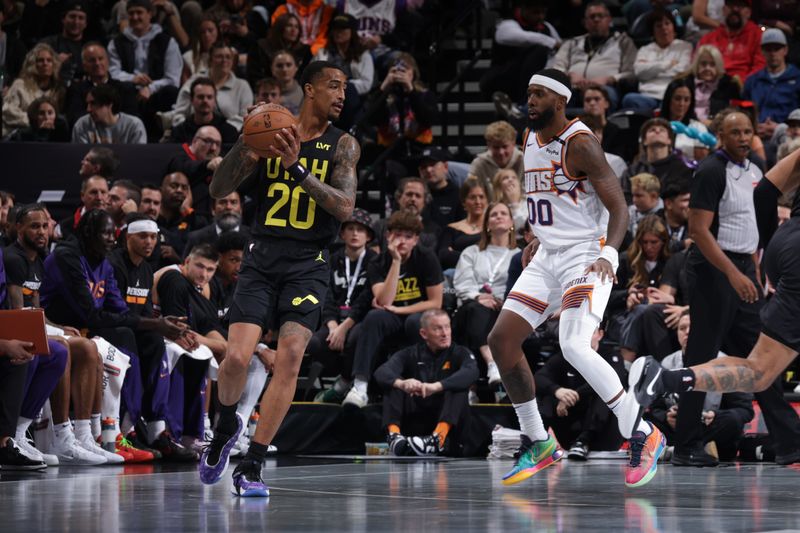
[343,250,366,307]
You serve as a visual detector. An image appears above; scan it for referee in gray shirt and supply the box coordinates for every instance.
[673,110,800,466]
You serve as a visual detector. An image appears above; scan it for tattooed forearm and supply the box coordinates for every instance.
[301,134,359,222]
[693,360,763,393]
[500,359,536,404]
[209,138,260,199]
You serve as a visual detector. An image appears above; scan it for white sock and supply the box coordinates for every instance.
[90,414,102,439]
[236,358,269,424]
[15,417,33,439]
[146,420,167,444]
[353,379,368,395]
[74,420,93,442]
[513,399,548,442]
[608,394,651,436]
[54,421,73,446]
[333,377,351,393]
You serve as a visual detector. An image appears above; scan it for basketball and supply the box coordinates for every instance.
[242,103,297,157]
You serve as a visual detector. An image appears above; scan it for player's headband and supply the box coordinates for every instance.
[127,220,159,234]
[529,74,572,102]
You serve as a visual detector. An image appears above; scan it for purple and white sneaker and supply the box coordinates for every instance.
[232,459,269,497]
[199,413,243,485]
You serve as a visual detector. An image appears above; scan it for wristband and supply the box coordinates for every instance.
[285,161,310,183]
[598,246,619,273]
[256,343,268,353]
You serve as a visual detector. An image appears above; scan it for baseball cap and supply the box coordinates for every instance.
[761,28,788,47]
[343,208,375,239]
[787,108,800,125]
[63,1,88,15]
[417,147,450,165]
[127,0,152,11]
[330,13,357,31]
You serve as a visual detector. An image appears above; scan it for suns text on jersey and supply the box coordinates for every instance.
[524,168,557,194]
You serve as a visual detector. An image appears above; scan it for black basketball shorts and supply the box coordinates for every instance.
[760,217,800,353]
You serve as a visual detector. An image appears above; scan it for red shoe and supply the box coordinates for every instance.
[97,435,133,462]
[115,434,155,463]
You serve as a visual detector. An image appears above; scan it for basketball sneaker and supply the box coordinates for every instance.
[75,434,124,464]
[408,434,442,456]
[231,459,269,497]
[151,431,198,462]
[501,434,563,486]
[0,439,47,471]
[625,423,666,488]
[115,434,155,463]
[620,356,668,438]
[15,435,59,466]
[199,413,243,485]
[51,431,107,465]
[342,388,368,408]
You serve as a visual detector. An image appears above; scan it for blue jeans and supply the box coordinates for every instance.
[621,93,660,114]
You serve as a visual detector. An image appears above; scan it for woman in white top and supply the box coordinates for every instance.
[453,202,519,387]
[173,42,254,130]
[2,44,64,137]
[659,77,710,161]
[182,17,219,84]
[621,8,693,114]
[491,169,527,242]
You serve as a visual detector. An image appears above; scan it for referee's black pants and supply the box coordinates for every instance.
[678,253,800,454]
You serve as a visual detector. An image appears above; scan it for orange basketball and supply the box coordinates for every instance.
[242,103,297,157]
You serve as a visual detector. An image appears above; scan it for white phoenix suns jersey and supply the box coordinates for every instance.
[522,119,609,248]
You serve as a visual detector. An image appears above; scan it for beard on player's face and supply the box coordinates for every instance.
[528,106,555,130]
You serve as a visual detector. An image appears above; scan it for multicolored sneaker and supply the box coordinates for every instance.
[501,435,563,486]
[231,459,269,498]
[625,423,666,488]
[115,434,155,463]
[199,413,243,485]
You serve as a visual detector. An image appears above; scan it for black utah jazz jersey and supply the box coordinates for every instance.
[251,124,346,246]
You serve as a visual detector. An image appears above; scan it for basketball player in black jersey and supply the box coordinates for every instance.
[199,61,359,497]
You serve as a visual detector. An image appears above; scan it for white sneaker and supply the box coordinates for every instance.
[342,388,368,408]
[230,433,250,457]
[16,436,59,466]
[76,434,124,464]
[487,361,502,386]
[51,432,107,465]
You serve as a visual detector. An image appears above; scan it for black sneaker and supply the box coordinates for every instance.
[671,446,719,467]
[231,459,269,497]
[775,449,800,465]
[409,434,442,456]
[126,430,163,460]
[151,431,198,462]
[629,356,667,408]
[492,91,525,120]
[0,439,47,471]
[387,433,413,456]
[567,440,589,461]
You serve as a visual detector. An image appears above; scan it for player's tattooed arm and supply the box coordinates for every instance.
[693,360,764,393]
[566,134,629,251]
[209,138,260,199]
[300,134,359,222]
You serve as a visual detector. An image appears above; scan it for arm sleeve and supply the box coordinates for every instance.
[494,19,557,49]
[149,38,183,93]
[754,176,781,249]
[373,347,411,389]
[54,249,139,329]
[453,246,481,301]
[439,346,479,391]
[689,160,726,212]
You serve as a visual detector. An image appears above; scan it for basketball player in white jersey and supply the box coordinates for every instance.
[487,69,666,488]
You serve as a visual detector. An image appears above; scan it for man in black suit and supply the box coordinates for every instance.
[182,191,249,257]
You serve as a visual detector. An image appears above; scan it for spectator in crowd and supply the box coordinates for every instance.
[418,147,464,229]
[343,210,443,408]
[621,118,694,201]
[157,172,208,254]
[492,169,528,239]
[371,177,441,252]
[5,95,70,142]
[660,77,711,161]
[54,175,108,241]
[41,209,188,460]
[534,326,625,460]
[469,121,524,196]
[751,0,800,37]
[0,4,26,83]
[686,44,741,124]
[137,183,181,270]
[156,243,227,443]
[698,0,765,83]
[582,84,631,161]
[41,1,88,83]
[775,126,800,160]
[271,0,335,55]
[627,173,663,236]
[438,178,489,270]
[743,29,800,141]
[2,43,64,137]
[376,309,478,456]
[622,8,693,113]
[182,16,218,82]
[209,229,248,321]
[107,179,141,232]
[659,179,692,252]
[167,126,224,216]
[453,202,518,386]
[314,13,373,129]
[79,146,119,180]
[204,0,268,60]
[19,0,101,47]
[253,78,281,105]
[112,0,190,50]
[247,13,312,87]
[183,191,249,256]
[108,0,183,138]
[108,213,197,460]
[64,43,139,129]
[551,1,637,108]
[612,215,672,362]
[72,84,147,144]
[340,0,419,68]
[270,50,303,115]
[686,0,726,38]
[139,183,162,220]
[577,114,626,179]
[166,79,239,144]
[480,0,560,104]
[310,209,377,402]
[0,192,15,245]
[173,43,252,131]
[644,312,754,461]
